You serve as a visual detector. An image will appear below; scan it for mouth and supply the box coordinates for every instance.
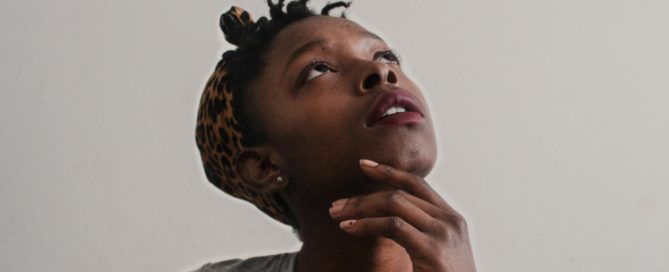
[365,89,425,127]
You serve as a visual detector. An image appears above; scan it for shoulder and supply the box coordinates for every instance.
[191,252,298,272]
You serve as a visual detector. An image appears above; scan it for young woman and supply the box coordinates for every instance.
[194,1,476,271]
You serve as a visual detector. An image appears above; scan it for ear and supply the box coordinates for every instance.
[235,147,288,194]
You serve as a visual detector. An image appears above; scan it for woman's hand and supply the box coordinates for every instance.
[328,159,476,272]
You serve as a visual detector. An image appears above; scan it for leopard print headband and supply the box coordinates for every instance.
[195,6,293,226]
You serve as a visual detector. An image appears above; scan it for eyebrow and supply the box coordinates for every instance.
[285,38,329,71]
[363,31,384,42]
[284,30,385,72]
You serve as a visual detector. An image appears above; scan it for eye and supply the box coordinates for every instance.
[304,62,335,82]
[376,50,401,65]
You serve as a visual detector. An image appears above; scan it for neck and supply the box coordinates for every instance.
[293,203,412,272]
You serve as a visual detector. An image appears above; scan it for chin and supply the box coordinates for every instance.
[372,138,437,178]
[352,148,435,197]
[362,119,438,177]
[395,149,436,177]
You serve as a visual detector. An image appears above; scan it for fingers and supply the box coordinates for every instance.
[329,190,439,232]
[338,216,432,256]
[331,159,475,271]
[359,159,452,211]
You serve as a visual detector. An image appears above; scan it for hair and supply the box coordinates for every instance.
[197,0,351,233]
[223,0,351,148]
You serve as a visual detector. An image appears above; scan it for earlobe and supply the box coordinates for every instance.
[235,148,288,193]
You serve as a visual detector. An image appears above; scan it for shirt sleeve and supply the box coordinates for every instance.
[190,252,297,272]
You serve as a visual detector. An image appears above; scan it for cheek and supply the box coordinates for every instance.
[268,91,356,153]
[267,95,365,196]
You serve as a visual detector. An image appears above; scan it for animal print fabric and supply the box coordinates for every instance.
[195,6,293,226]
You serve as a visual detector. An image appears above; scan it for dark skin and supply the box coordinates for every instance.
[235,16,476,272]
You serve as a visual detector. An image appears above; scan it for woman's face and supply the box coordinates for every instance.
[248,16,437,200]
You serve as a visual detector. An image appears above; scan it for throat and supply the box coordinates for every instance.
[295,215,412,272]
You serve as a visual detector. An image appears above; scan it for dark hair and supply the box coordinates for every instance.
[200,0,352,233]
[221,0,351,148]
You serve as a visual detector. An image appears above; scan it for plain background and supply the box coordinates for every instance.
[1,0,668,271]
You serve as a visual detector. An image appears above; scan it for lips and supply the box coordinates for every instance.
[365,89,425,127]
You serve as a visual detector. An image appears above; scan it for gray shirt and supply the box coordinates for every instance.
[192,252,298,272]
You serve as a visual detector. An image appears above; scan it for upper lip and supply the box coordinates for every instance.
[365,88,425,126]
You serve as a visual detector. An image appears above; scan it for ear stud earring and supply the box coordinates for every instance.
[275,176,285,183]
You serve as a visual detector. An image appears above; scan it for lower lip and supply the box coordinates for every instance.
[371,112,424,127]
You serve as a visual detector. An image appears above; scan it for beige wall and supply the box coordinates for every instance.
[1,0,668,271]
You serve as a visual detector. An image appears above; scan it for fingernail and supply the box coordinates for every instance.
[330,198,348,212]
[339,220,356,229]
[329,199,346,215]
[359,159,379,167]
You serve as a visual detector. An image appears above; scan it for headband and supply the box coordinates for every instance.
[195,6,293,226]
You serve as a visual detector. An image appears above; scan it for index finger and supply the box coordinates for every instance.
[359,159,452,211]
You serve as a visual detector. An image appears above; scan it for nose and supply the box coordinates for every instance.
[358,61,399,92]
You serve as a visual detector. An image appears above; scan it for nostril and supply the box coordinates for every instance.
[363,74,381,89]
[387,70,398,84]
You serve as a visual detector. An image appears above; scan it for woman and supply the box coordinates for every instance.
[194,1,476,271]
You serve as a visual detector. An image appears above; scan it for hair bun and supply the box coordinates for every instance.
[219,6,254,46]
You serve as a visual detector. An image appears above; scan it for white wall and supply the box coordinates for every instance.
[1,0,668,271]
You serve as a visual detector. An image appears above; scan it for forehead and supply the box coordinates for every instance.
[278,16,372,41]
[264,16,383,59]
